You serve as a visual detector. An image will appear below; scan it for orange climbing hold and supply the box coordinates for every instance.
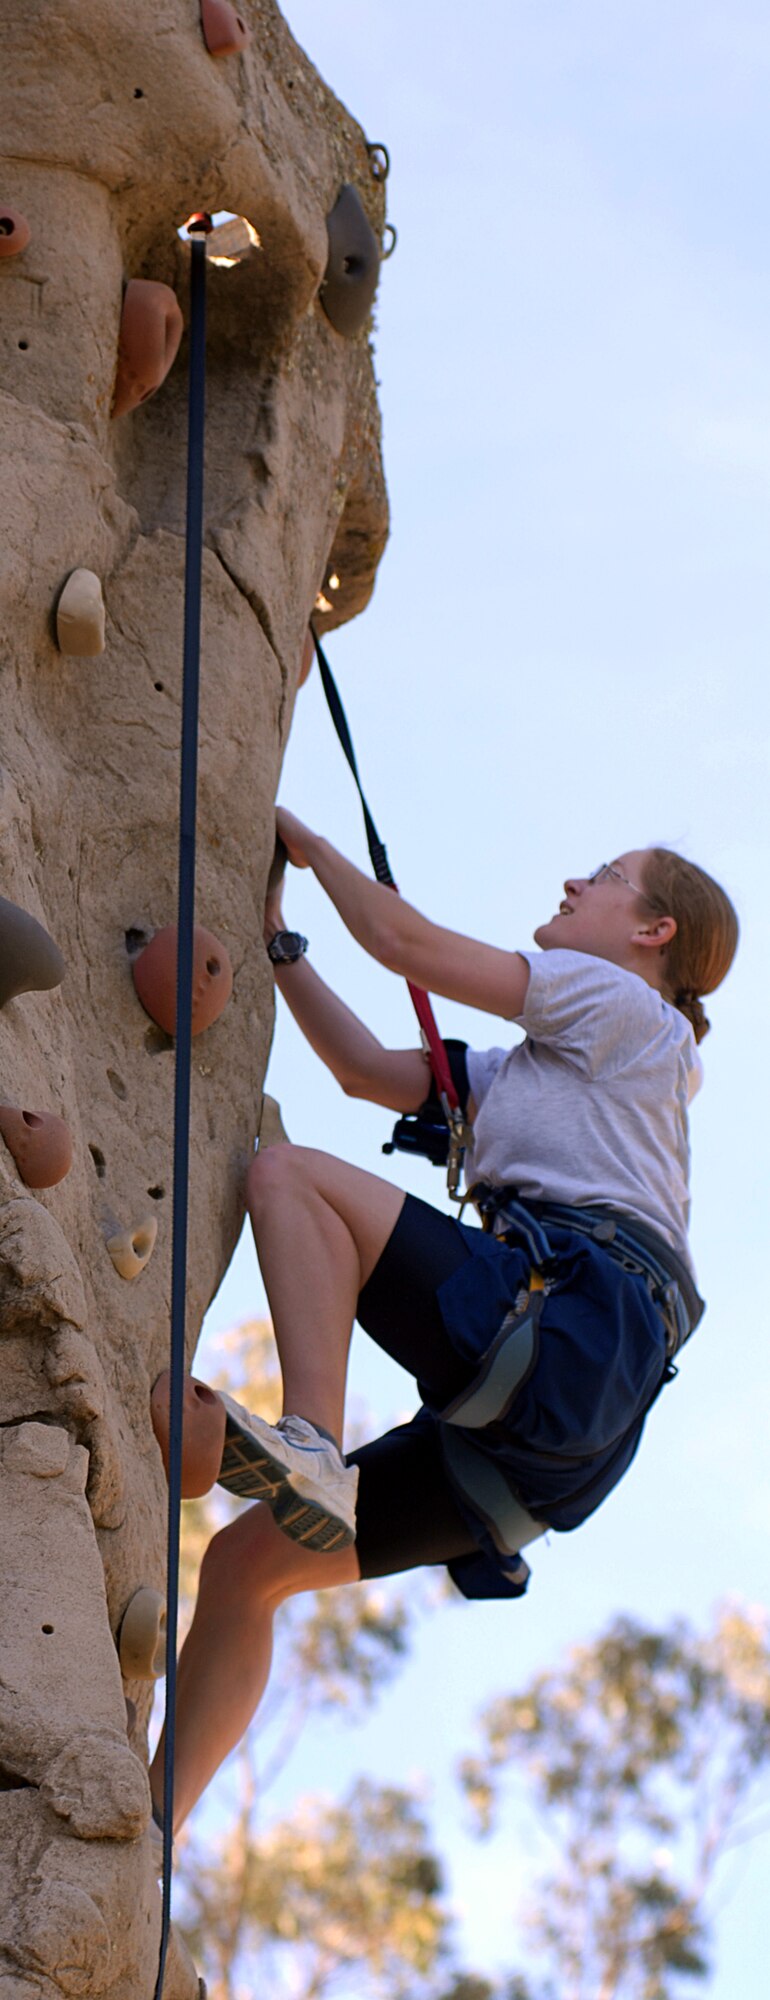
[132,924,233,1036]
[0,207,31,258]
[200,0,251,57]
[0,1107,73,1189]
[111,278,184,418]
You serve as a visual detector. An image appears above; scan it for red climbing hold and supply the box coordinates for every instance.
[0,207,31,259]
[200,0,251,57]
[132,924,233,1037]
[0,1107,73,1189]
[112,279,184,418]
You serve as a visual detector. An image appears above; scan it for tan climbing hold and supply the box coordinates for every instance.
[118,1586,166,1680]
[56,568,106,657]
[200,0,251,57]
[132,923,233,1036]
[0,206,30,258]
[106,1215,158,1281]
[112,278,184,418]
[0,1106,73,1188]
[0,894,65,1009]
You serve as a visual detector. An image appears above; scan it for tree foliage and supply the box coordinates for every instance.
[459,1605,770,2000]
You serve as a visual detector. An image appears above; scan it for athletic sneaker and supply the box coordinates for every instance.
[217,1396,358,1552]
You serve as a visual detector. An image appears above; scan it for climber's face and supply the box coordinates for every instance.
[533,850,674,970]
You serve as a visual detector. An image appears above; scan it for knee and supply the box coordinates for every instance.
[245,1142,295,1217]
[197,1506,292,1611]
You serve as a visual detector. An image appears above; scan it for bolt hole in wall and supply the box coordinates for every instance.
[41,1625,54,1636]
[18,340,28,350]
[133,87,144,98]
[147,1185,165,1200]
[154,682,164,692]
[125,928,149,955]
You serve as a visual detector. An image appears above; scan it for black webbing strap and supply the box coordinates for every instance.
[312,632,394,886]
[153,221,209,2000]
[312,630,461,1121]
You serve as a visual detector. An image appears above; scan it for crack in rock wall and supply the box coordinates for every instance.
[0,3,389,1991]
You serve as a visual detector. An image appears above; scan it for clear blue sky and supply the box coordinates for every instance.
[196,4,770,1989]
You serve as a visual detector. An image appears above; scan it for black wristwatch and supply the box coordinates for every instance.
[267,930,308,966]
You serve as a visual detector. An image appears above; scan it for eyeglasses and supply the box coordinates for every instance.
[588,862,647,897]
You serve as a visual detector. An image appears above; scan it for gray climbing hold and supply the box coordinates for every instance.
[320,185,380,337]
[0,895,65,1009]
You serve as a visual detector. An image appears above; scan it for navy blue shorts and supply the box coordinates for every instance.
[350,1192,669,1600]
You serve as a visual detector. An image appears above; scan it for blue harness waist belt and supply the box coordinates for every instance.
[471,1186,703,1360]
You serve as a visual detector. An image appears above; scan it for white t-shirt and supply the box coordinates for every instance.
[464,949,702,1271]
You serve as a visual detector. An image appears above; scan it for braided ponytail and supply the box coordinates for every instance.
[641,850,739,1045]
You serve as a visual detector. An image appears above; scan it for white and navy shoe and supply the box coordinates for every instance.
[217,1398,358,1551]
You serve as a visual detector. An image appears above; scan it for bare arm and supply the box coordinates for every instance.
[265,890,431,1111]
[276,808,531,1021]
[273,955,432,1111]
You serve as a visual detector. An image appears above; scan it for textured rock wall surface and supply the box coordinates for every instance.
[0,3,388,1992]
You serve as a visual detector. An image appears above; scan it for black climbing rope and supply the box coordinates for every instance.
[154,213,212,2000]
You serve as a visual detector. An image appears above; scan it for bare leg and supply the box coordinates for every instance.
[245,1146,406,1443]
[150,1500,359,1832]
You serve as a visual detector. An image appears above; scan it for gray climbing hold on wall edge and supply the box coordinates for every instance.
[0,894,65,1009]
[56,568,106,656]
[320,185,381,337]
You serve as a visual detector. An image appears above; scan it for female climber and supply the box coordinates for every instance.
[149,820,738,1835]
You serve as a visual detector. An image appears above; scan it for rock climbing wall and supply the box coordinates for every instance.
[0,3,388,1993]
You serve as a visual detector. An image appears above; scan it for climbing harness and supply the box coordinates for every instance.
[471,1183,703,1360]
[153,211,212,2000]
[313,631,472,1198]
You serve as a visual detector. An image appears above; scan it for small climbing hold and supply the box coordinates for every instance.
[320,185,380,338]
[112,278,184,418]
[0,1106,73,1189]
[0,895,65,1009]
[0,206,31,258]
[132,922,233,1036]
[55,568,106,657]
[200,0,251,56]
[298,626,315,688]
[119,1586,167,1680]
[106,1216,158,1281]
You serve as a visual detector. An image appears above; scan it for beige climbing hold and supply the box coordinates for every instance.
[0,894,65,1009]
[118,1586,166,1680]
[112,278,184,418]
[0,1105,73,1188]
[56,568,106,657]
[200,0,251,57]
[106,1215,157,1281]
[0,205,30,258]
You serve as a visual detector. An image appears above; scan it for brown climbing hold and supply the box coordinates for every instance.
[106,1216,158,1281]
[200,0,251,56]
[118,1587,166,1680]
[0,206,31,258]
[112,278,184,418]
[132,923,233,1036]
[0,895,65,1008]
[55,568,106,657]
[0,1107,73,1189]
[320,185,380,338]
